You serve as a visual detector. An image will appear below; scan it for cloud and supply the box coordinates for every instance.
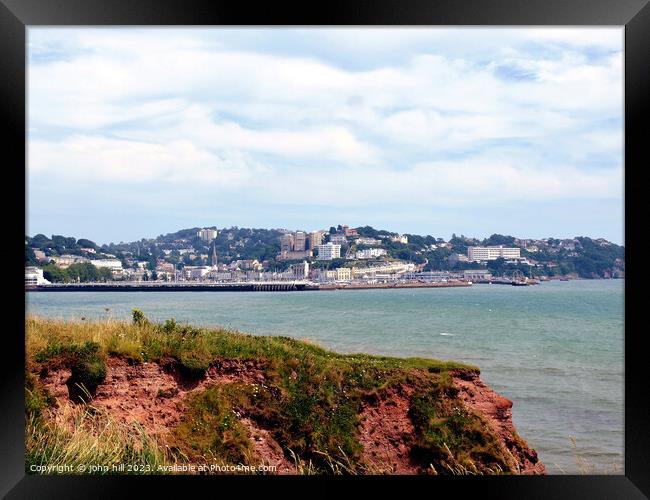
[121,104,379,165]
[27,27,624,241]
[250,160,621,208]
[29,135,267,185]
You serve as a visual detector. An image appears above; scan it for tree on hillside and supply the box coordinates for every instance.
[482,234,516,247]
[77,238,98,249]
[25,245,37,266]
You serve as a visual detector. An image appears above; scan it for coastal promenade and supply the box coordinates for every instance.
[27,281,312,292]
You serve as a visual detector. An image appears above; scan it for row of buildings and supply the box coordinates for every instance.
[278,226,409,262]
[142,260,419,284]
[308,241,388,261]
[44,254,125,277]
[290,260,417,282]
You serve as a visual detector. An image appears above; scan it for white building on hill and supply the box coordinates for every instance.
[355,248,387,259]
[197,228,218,243]
[90,259,123,270]
[467,246,521,262]
[316,243,341,261]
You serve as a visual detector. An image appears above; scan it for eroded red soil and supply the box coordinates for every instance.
[38,358,545,475]
[357,386,421,474]
[452,370,546,475]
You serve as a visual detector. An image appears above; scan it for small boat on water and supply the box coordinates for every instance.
[509,270,529,286]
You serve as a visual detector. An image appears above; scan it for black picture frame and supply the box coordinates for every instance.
[2,0,647,497]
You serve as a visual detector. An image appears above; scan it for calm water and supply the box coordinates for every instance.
[26,280,624,474]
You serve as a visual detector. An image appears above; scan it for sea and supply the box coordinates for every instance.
[26,279,624,474]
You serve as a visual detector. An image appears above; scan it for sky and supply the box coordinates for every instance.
[27,27,624,245]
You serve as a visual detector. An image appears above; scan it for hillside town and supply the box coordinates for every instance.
[25,225,625,288]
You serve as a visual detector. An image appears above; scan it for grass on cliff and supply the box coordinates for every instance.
[408,381,512,473]
[26,314,521,475]
[26,404,171,475]
[27,313,473,375]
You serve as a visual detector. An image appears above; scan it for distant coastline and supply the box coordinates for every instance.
[26,228,625,290]
[26,275,623,293]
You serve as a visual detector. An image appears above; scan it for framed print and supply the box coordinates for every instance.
[2,0,648,497]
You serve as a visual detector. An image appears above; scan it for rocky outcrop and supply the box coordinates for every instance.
[451,369,546,474]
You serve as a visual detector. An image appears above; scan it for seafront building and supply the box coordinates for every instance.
[311,267,351,282]
[25,267,50,286]
[336,267,352,281]
[229,259,263,271]
[467,246,521,262]
[458,269,493,281]
[352,262,415,277]
[290,261,310,279]
[316,242,341,260]
[401,271,452,282]
[183,266,212,280]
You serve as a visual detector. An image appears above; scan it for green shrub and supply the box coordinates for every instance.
[177,350,212,379]
[132,308,148,325]
[173,385,254,465]
[35,340,107,402]
[25,372,54,418]
[70,357,106,396]
[162,318,177,333]
[409,386,509,474]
